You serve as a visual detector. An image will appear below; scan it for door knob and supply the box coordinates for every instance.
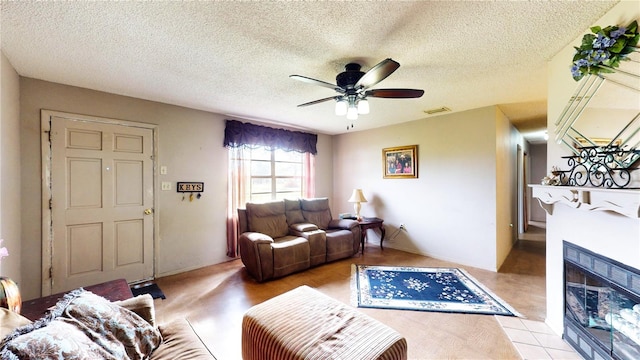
[144,208,153,215]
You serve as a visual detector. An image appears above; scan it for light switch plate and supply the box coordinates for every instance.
[161,181,171,191]
[160,166,167,175]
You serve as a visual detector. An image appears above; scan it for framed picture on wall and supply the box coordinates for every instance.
[382,145,418,178]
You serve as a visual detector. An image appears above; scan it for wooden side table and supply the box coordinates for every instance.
[20,278,132,321]
[358,217,385,254]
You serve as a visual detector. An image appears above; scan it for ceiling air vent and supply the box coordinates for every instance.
[569,96,590,101]
[424,106,451,115]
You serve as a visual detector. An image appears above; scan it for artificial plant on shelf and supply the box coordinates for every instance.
[571,20,639,81]
[541,167,566,186]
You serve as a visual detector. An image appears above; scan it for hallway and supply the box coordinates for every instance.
[519,220,546,242]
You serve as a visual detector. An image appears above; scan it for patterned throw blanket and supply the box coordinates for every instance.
[0,289,161,360]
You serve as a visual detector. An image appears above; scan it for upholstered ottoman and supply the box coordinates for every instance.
[242,285,407,360]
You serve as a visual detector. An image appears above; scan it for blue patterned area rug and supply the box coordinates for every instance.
[351,265,521,316]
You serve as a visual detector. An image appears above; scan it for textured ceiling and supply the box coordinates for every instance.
[0,1,618,139]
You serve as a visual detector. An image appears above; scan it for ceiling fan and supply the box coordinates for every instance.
[290,58,424,125]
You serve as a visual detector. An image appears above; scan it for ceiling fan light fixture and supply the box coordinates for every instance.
[347,105,358,120]
[357,99,369,114]
[291,58,424,126]
[335,99,348,116]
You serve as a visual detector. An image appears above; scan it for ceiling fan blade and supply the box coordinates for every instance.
[297,96,338,107]
[290,75,344,92]
[365,88,425,98]
[354,58,400,89]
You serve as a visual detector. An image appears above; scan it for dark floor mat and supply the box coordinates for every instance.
[131,282,166,299]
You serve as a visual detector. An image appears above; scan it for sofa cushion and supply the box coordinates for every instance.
[152,319,215,360]
[284,199,305,224]
[0,308,31,342]
[0,289,162,360]
[289,223,318,232]
[246,201,288,238]
[300,197,330,212]
[114,294,156,327]
[62,290,162,359]
[1,318,118,359]
[300,198,332,230]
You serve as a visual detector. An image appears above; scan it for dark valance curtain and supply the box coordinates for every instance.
[223,120,317,155]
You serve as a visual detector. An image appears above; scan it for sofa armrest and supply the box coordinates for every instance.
[289,223,319,232]
[238,232,274,282]
[328,219,359,230]
[240,232,274,244]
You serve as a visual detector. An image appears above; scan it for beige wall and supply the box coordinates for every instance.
[495,107,521,270]
[332,105,523,272]
[528,143,547,222]
[545,1,640,334]
[18,78,333,300]
[314,135,334,202]
[0,52,22,282]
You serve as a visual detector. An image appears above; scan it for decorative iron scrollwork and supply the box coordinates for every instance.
[555,146,640,188]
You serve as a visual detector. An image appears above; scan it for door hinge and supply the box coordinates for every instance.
[49,199,53,209]
[45,130,51,143]
[49,267,53,279]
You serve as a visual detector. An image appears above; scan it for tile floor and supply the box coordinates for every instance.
[496,316,583,360]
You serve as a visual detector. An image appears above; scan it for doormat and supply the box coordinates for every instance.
[131,282,166,300]
[351,264,521,316]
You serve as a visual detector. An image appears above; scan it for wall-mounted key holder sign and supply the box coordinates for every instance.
[177,182,204,193]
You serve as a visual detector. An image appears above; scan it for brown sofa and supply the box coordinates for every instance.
[238,198,361,282]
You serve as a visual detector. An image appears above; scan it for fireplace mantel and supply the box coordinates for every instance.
[530,185,640,219]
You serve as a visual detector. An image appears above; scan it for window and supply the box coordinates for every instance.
[224,119,317,257]
[244,146,303,202]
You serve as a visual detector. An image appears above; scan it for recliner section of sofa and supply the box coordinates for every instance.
[237,198,360,282]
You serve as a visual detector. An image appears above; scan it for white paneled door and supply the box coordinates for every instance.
[45,113,155,294]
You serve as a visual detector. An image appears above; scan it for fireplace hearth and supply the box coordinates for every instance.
[564,241,640,360]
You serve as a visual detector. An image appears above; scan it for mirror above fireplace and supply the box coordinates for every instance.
[554,50,640,170]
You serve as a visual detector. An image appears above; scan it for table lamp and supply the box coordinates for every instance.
[348,189,368,220]
[0,277,22,314]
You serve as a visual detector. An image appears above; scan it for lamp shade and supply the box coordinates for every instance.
[335,100,348,116]
[348,189,368,203]
[357,99,369,114]
[346,106,358,120]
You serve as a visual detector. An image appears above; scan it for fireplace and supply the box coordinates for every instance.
[530,185,640,337]
[564,241,640,360]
